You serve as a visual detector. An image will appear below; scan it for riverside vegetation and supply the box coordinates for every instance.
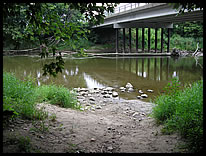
[152,77,203,152]
[3,72,203,152]
[3,72,80,120]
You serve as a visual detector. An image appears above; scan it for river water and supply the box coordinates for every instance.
[3,56,203,102]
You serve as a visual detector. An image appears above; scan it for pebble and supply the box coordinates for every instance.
[147,89,154,93]
[90,138,96,142]
[128,87,134,92]
[137,96,143,99]
[96,105,102,109]
[132,112,139,118]
[141,94,148,98]
[119,87,125,90]
[89,97,95,101]
[138,90,144,94]
[125,82,133,88]
[107,146,113,150]
[112,91,118,97]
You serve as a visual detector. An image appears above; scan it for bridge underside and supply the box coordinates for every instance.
[92,3,203,55]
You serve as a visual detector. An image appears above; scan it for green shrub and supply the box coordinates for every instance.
[152,79,203,152]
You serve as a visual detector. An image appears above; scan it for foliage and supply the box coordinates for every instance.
[170,3,203,14]
[35,84,80,109]
[152,79,203,152]
[3,3,118,77]
[3,72,46,119]
[3,72,80,120]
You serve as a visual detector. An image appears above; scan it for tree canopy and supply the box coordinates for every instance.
[3,3,118,77]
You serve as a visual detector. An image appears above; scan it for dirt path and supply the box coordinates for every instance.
[3,88,186,153]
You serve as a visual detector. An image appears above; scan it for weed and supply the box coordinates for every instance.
[152,79,203,152]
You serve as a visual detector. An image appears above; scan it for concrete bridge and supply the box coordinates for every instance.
[92,3,203,55]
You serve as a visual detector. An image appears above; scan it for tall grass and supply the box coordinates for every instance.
[3,72,44,119]
[152,77,203,152]
[3,72,80,120]
[35,85,79,109]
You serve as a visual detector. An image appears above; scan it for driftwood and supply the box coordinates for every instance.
[192,42,203,69]
[3,47,40,52]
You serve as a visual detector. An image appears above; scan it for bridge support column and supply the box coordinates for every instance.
[161,28,164,53]
[142,28,144,52]
[129,28,132,53]
[155,28,158,53]
[148,28,150,52]
[116,29,119,53]
[123,28,125,53]
[167,28,171,53]
[136,28,138,53]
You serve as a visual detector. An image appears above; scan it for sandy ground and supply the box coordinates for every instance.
[3,89,187,153]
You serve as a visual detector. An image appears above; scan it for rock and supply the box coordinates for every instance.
[121,89,126,92]
[96,105,102,109]
[112,91,118,97]
[89,97,95,101]
[141,94,148,98]
[132,112,139,118]
[81,92,88,96]
[105,87,114,91]
[80,88,88,92]
[90,101,95,104]
[103,94,111,98]
[137,96,143,99]
[90,107,95,111]
[138,90,144,94]
[147,89,153,93]
[119,87,125,90]
[80,108,84,111]
[90,138,96,142]
[107,146,113,151]
[128,87,134,92]
[126,82,133,88]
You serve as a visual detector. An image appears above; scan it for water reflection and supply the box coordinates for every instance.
[83,73,106,88]
[3,56,203,100]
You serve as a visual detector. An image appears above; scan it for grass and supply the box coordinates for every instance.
[35,84,79,109]
[152,77,203,152]
[3,72,80,120]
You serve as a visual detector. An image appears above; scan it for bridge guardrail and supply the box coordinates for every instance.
[105,3,149,17]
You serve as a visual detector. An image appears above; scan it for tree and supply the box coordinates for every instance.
[3,3,118,77]
[169,3,203,14]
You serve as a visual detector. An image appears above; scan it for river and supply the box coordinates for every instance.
[3,55,203,102]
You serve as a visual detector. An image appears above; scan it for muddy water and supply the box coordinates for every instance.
[3,56,203,101]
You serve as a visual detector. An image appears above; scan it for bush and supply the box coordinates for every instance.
[152,79,203,152]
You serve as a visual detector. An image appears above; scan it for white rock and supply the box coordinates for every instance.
[128,87,134,92]
[147,89,154,93]
[126,82,133,88]
[141,94,148,98]
[119,87,125,90]
[138,90,144,94]
[90,138,96,142]
[80,88,88,92]
[96,105,102,109]
[107,146,113,150]
[103,94,111,98]
[105,87,114,91]
[137,96,143,99]
[132,112,139,118]
[112,91,119,97]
